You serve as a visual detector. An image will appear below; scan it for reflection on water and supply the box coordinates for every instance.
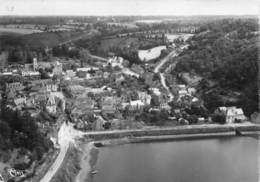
[92,137,258,182]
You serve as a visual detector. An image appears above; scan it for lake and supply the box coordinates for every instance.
[92,136,258,182]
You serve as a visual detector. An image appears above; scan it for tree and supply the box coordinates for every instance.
[79,49,91,67]
[151,95,160,107]
[212,113,226,124]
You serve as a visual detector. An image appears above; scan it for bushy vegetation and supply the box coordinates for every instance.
[173,18,258,116]
[0,108,53,160]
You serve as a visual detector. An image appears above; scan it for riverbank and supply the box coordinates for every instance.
[75,142,99,182]
[83,123,260,141]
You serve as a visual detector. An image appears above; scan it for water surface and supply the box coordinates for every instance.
[92,137,258,182]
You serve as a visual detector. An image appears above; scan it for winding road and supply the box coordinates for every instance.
[39,123,85,182]
[153,43,191,102]
[39,123,71,182]
[153,47,178,102]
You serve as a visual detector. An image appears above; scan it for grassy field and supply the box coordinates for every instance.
[0,29,100,49]
[98,37,164,53]
[138,45,166,61]
[107,22,138,29]
[99,37,139,51]
[24,29,100,48]
[0,27,43,35]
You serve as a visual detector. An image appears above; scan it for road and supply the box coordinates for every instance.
[154,50,178,73]
[153,48,178,101]
[122,67,140,78]
[39,123,84,182]
[153,44,190,102]
[159,73,174,102]
[89,54,107,62]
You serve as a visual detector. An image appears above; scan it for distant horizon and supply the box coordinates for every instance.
[0,0,258,16]
[0,14,258,17]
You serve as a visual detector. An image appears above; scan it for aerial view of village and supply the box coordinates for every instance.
[0,0,259,182]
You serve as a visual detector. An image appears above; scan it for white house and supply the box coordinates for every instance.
[138,92,152,105]
[217,106,246,124]
[108,56,124,67]
[226,107,246,123]
[130,100,145,110]
[149,88,161,96]
[178,90,188,98]
[21,71,40,77]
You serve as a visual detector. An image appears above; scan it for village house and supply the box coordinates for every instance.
[68,85,85,97]
[66,70,76,77]
[46,95,57,114]
[13,97,27,109]
[178,90,189,98]
[101,96,117,114]
[6,82,24,93]
[21,71,40,78]
[25,97,35,107]
[52,61,63,75]
[77,71,87,78]
[92,116,106,131]
[216,106,246,123]
[1,72,12,76]
[103,72,110,79]
[37,61,52,70]
[115,74,125,85]
[108,56,124,67]
[33,92,49,106]
[30,79,58,92]
[129,100,145,110]
[138,91,152,105]
[64,70,76,80]
[149,88,161,96]
[131,64,145,75]
[187,87,196,95]
[159,103,171,112]
[76,67,99,72]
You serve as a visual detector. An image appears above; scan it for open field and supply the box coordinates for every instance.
[98,37,165,54]
[166,33,194,42]
[99,37,139,52]
[0,27,43,35]
[138,45,166,61]
[107,22,138,29]
[0,29,100,49]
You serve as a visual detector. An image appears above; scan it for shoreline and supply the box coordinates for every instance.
[83,123,260,140]
[75,123,260,182]
[76,142,97,182]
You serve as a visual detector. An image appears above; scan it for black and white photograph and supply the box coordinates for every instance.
[0,0,259,182]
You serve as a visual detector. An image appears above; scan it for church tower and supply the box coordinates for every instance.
[33,57,38,71]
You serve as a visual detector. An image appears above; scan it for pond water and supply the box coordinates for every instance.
[92,136,258,182]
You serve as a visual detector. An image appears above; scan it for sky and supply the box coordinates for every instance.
[0,0,258,16]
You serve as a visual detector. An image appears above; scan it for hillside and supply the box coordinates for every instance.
[172,18,258,116]
[0,29,100,50]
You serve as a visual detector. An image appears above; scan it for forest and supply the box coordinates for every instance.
[173,18,258,116]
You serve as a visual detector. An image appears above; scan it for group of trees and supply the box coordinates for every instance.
[0,107,53,161]
[173,18,258,116]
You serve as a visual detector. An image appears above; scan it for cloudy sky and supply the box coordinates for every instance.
[0,0,258,16]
